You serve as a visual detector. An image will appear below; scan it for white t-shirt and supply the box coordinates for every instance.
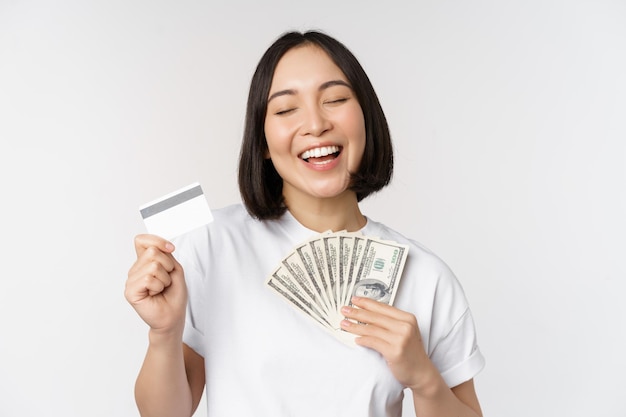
[174,204,485,417]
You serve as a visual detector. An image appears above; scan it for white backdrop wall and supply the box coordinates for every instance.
[1,1,625,416]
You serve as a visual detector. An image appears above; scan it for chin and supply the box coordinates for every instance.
[312,186,353,200]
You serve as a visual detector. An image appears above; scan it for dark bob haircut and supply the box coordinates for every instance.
[238,30,393,219]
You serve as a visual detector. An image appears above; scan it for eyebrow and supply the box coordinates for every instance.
[267,79,352,103]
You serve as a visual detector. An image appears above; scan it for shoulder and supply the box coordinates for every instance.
[364,218,451,275]
[171,203,256,268]
[365,218,468,312]
[190,203,264,238]
[211,203,255,228]
[172,203,296,263]
[209,204,296,243]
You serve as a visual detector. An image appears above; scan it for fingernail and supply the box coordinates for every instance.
[341,306,352,314]
[165,242,175,251]
[340,319,352,328]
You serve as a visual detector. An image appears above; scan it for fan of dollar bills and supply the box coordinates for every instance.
[265,231,409,345]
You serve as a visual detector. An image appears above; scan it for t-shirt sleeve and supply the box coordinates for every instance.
[183,311,205,357]
[432,307,485,387]
[172,231,207,358]
[426,263,485,388]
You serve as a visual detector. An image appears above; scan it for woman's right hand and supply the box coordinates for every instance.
[125,234,187,337]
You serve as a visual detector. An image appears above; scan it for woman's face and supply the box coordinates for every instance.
[264,44,366,203]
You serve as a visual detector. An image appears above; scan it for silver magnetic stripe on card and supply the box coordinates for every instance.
[140,185,204,219]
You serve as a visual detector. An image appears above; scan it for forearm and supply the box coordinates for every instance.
[135,330,193,417]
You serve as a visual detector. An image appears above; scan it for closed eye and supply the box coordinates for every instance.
[325,97,349,105]
[275,108,296,116]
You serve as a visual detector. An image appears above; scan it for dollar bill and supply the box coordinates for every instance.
[265,231,409,345]
[266,274,333,332]
[341,234,367,308]
[282,246,332,317]
[347,237,409,307]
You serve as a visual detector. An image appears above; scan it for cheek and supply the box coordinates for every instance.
[345,106,366,140]
[346,113,366,165]
[264,120,293,152]
[263,122,281,156]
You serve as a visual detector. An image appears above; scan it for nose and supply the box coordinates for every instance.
[301,105,331,137]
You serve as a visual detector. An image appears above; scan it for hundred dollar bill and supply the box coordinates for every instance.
[281,248,332,317]
[296,241,335,318]
[267,268,356,346]
[347,237,409,307]
[341,234,367,308]
[266,266,332,330]
[336,233,354,308]
[268,265,326,318]
[265,231,409,346]
[322,234,341,314]
[308,236,339,318]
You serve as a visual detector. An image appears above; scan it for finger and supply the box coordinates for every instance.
[340,318,394,351]
[349,296,414,322]
[354,332,395,355]
[146,258,175,287]
[134,234,175,257]
[128,257,174,291]
[143,246,177,272]
[129,245,177,276]
[340,316,418,363]
[128,258,175,293]
[341,304,404,331]
[125,271,169,304]
[143,274,167,296]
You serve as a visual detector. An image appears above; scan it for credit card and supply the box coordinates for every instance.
[139,182,213,239]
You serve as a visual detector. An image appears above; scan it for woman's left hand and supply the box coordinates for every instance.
[340,296,432,390]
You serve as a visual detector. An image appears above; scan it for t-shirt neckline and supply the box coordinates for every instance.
[279,208,374,238]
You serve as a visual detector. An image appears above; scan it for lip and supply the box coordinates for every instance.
[298,144,343,160]
[298,143,343,171]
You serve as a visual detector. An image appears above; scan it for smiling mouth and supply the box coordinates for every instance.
[299,145,342,163]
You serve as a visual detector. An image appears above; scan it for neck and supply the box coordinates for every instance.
[284,192,366,233]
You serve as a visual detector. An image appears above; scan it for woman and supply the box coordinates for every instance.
[125,30,485,417]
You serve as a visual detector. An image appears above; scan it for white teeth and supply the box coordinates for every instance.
[300,145,339,160]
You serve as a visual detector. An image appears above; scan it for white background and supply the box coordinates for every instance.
[1,1,625,416]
